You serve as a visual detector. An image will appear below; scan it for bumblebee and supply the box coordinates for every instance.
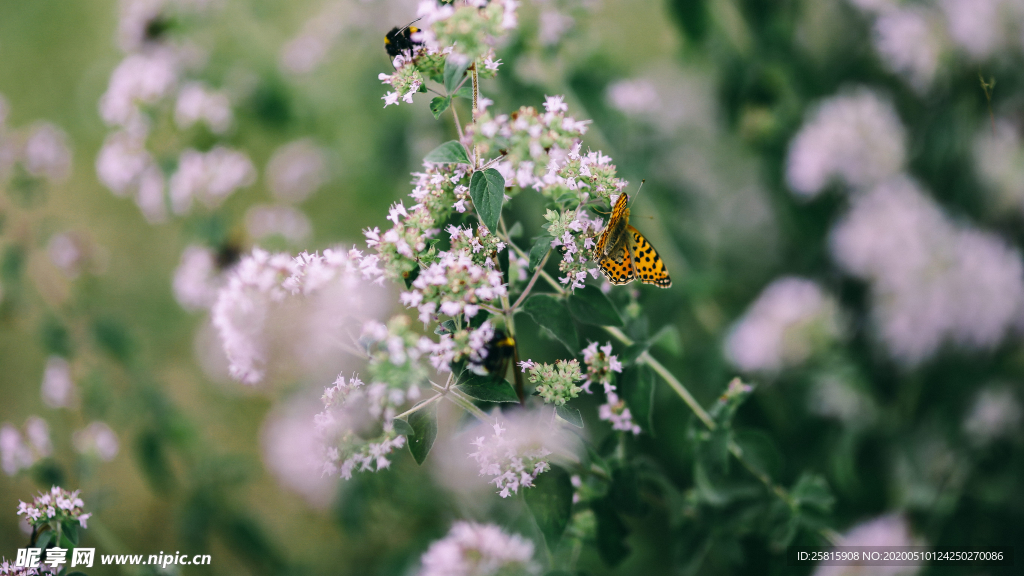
[384,23,423,58]
[469,329,516,380]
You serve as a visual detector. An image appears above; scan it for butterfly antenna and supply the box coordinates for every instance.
[628,179,646,206]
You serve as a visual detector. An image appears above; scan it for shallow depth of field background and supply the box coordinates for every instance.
[1,0,1023,574]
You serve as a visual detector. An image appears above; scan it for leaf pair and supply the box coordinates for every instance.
[429,54,473,118]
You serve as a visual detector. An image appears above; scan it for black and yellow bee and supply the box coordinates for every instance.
[469,329,516,380]
[384,22,423,58]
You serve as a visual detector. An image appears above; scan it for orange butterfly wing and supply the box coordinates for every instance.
[627,225,671,288]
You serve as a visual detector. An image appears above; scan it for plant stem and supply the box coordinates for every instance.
[603,326,715,429]
[446,387,490,421]
[471,63,481,168]
[511,250,549,312]
[394,393,443,420]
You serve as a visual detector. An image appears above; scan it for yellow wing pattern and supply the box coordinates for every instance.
[593,193,630,258]
[598,242,635,285]
[627,225,671,288]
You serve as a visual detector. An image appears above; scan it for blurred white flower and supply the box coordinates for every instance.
[245,204,313,244]
[261,395,338,509]
[279,1,348,75]
[974,119,1024,215]
[73,421,120,461]
[135,162,169,223]
[808,375,876,427]
[468,409,580,498]
[831,177,1024,366]
[417,521,538,576]
[1,417,52,476]
[872,6,944,92]
[169,146,256,214]
[725,277,844,373]
[963,387,1021,445]
[606,78,661,117]
[23,122,72,183]
[173,245,225,311]
[538,9,574,46]
[813,514,919,576]
[99,47,181,126]
[41,356,75,409]
[48,232,85,278]
[786,89,906,198]
[96,127,154,197]
[940,0,1024,60]
[212,247,389,385]
[265,139,328,203]
[174,82,233,133]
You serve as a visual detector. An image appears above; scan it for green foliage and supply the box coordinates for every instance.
[469,168,505,234]
[567,285,623,327]
[524,465,574,550]
[424,140,471,164]
[456,371,519,403]
[619,364,655,434]
[407,402,438,465]
[519,294,579,353]
[555,405,584,428]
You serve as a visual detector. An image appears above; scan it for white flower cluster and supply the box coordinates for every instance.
[0,417,52,476]
[399,225,508,324]
[0,97,72,186]
[813,514,918,576]
[430,319,497,373]
[168,146,256,214]
[213,247,386,384]
[469,412,561,498]
[786,89,906,198]
[520,358,583,406]
[40,356,75,409]
[265,139,328,204]
[72,421,120,462]
[417,521,538,576]
[849,0,1024,83]
[962,387,1022,445]
[416,0,519,58]
[361,315,436,386]
[579,342,638,434]
[356,163,466,284]
[0,558,48,575]
[17,486,91,529]
[974,119,1024,216]
[96,0,250,223]
[831,177,1024,366]
[172,244,226,311]
[725,277,844,373]
[315,374,413,480]
[544,206,605,290]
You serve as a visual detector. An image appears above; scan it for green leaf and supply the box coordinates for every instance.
[619,341,650,366]
[620,364,655,434]
[434,319,457,336]
[507,221,523,238]
[429,96,451,119]
[393,418,415,437]
[529,235,553,272]
[608,466,645,516]
[424,140,470,165]
[555,405,584,428]
[443,54,472,95]
[458,373,520,403]
[592,498,631,566]
[520,294,579,353]
[524,465,574,550]
[457,382,520,403]
[62,520,79,545]
[407,402,438,465]
[454,82,473,100]
[792,473,835,513]
[34,530,52,550]
[651,324,683,356]
[567,285,623,327]
[66,572,89,576]
[469,168,505,234]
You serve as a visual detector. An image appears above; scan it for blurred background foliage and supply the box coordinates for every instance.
[1,0,1022,574]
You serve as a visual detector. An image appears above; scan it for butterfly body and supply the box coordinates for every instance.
[593,194,671,288]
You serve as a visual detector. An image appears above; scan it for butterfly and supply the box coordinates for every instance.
[592,193,672,288]
[384,22,423,58]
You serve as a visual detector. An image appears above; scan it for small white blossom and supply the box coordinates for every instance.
[417,521,538,576]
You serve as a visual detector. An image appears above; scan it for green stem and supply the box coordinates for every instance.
[511,250,550,312]
[394,393,444,420]
[446,388,490,421]
[471,63,481,168]
[603,326,715,429]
